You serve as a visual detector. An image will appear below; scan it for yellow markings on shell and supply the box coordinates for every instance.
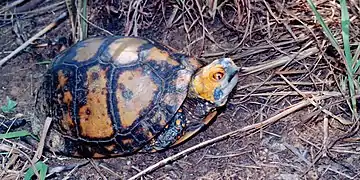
[78,65,114,139]
[105,144,116,151]
[63,91,72,104]
[144,47,179,66]
[57,70,68,90]
[61,91,75,131]
[108,38,147,65]
[116,68,158,128]
[57,70,75,132]
[73,37,105,62]
[62,112,74,131]
[92,153,106,158]
[147,131,154,139]
[159,119,166,126]
[175,119,181,126]
[191,64,223,102]
[122,138,133,145]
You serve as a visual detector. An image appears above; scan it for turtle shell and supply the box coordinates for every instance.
[38,36,202,157]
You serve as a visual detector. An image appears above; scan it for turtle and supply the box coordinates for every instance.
[32,36,240,158]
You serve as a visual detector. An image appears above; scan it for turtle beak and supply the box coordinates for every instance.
[227,68,239,83]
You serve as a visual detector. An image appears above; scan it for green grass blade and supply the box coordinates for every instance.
[307,0,357,117]
[39,162,48,180]
[1,96,17,113]
[340,0,357,115]
[24,161,48,180]
[306,0,341,53]
[340,0,352,67]
[0,130,29,139]
[0,130,39,141]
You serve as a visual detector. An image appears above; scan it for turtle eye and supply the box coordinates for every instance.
[212,71,225,81]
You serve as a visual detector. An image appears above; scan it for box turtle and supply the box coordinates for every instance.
[33,36,239,158]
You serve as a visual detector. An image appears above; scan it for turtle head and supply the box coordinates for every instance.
[190,58,239,107]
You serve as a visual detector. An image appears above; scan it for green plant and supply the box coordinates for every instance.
[306,0,359,119]
[1,96,17,113]
[0,130,38,140]
[24,161,48,180]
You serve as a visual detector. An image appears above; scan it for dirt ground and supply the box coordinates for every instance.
[0,0,360,179]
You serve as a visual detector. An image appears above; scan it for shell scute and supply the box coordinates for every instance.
[142,47,183,79]
[51,66,78,137]
[52,37,108,66]
[100,37,148,66]
[162,69,192,114]
[145,107,169,133]
[115,134,139,153]
[73,37,107,62]
[144,47,180,66]
[115,67,160,131]
[77,65,114,139]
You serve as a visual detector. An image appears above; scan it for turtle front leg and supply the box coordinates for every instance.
[171,111,217,147]
[141,103,218,152]
[142,109,192,152]
[141,108,208,152]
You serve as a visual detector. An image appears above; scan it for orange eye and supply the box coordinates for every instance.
[212,71,225,81]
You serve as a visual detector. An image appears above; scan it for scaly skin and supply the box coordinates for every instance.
[142,97,216,152]
[142,58,239,152]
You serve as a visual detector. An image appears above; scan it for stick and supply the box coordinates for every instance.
[240,47,319,75]
[32,117,52,163]
[128,95,333,180]
[0,0,26,13]
[0,11,68,67]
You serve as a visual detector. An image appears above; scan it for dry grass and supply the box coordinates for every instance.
[0,0,359,179]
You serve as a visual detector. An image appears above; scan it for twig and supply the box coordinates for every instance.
[62,164,81,180]
[0,11,68,67]
[0,0,26,13]
[65,0,77,41]
[98,163,123,179]
[32,117,52,163]
[128,95,333,180]
[233,91,342,98]
[90,159,107,180]
[236,80,334,90]
[279,74,352,125]
[78,12,113,36]
[0,1,65,16]
[327,167,356,179]
[322,116,329,157]
[204,151,251,159]
[0,144,40,179]
[240,47,319,75]
[11,0,43,13]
